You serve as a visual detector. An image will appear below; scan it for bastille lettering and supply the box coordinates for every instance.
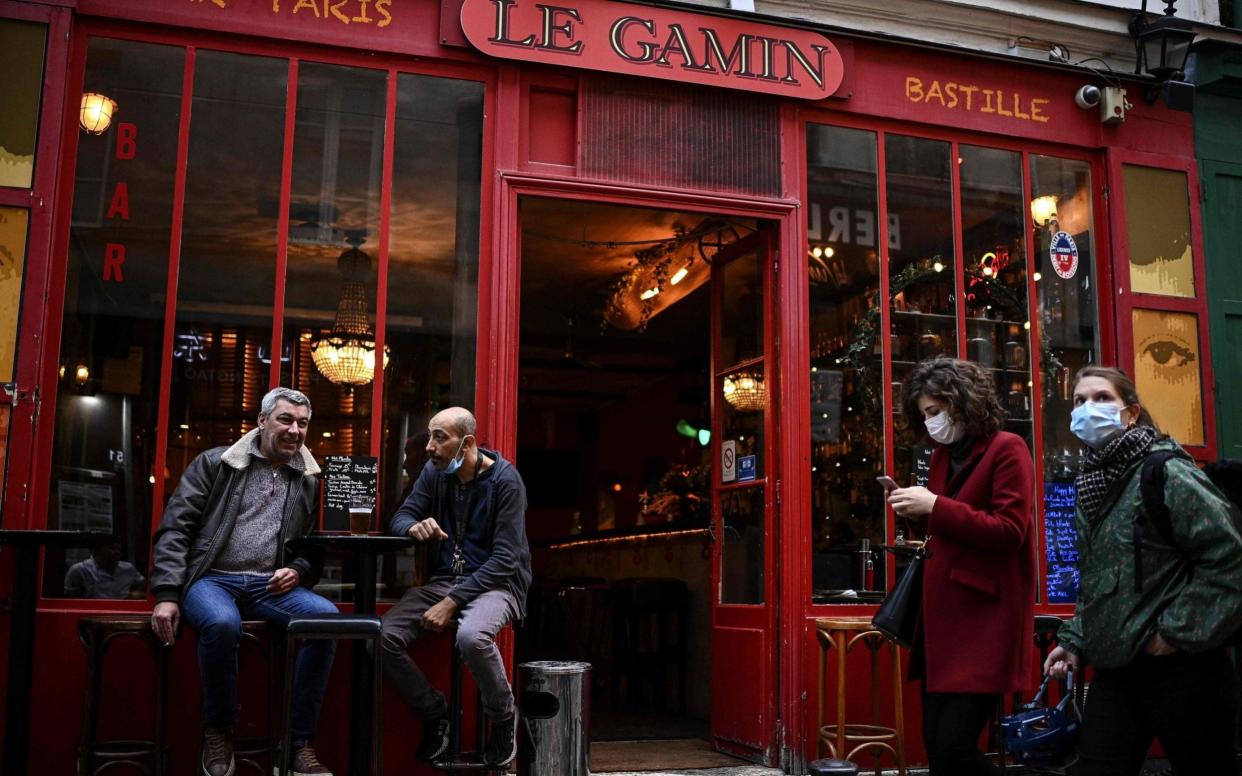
[460,0,845,99]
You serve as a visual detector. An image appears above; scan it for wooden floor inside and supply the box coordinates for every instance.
[590,738,750,772]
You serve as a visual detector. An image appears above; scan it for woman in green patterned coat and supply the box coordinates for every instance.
[1043,366,1242,776]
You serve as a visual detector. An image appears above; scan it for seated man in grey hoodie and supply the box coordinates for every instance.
[381,406,532,768]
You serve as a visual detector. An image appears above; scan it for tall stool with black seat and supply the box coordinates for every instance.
[815,617,906,776]
[279,614,384,776]
[77,616,169,776]
[611,578,688,711]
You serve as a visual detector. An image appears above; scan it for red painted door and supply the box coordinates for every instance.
[709,227,779,763]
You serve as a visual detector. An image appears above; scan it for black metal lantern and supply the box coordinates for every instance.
[1129,0,1196,80]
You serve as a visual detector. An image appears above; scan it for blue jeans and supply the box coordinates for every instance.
[182,572,338,746]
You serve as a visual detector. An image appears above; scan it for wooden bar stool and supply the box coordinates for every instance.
[815,617,906,776]
[77,616,169,776]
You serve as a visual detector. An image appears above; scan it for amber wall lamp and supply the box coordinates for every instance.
[80,92,117,134]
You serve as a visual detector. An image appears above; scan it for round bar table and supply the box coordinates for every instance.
[286,534,415,776]
[0,529,113,776]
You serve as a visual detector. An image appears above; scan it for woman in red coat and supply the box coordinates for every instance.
[887,358,1037,775]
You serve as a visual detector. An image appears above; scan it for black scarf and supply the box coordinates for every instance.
[1075,424,1158,521]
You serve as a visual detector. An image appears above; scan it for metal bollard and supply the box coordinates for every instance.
[517,661,591,776]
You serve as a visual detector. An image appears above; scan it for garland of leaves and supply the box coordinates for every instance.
[602,218,747,333]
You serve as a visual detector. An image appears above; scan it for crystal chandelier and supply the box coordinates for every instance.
[723,371,765,412]
[311,241,390,386]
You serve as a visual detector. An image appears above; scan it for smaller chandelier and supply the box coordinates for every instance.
[311,243,390,386]
[80,92,117,135]
[723,371,765,412]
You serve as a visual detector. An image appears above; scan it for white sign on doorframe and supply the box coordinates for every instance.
[721,439,737,483]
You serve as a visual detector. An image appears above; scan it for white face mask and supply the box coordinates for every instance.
[924,411,965,445]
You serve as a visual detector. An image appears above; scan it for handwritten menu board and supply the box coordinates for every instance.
[323,455,378,530]
[1044,480,1079,603]
[913,446,933,487]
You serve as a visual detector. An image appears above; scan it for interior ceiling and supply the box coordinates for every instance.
[519,197,735,410]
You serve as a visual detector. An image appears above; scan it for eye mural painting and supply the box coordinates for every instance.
[459,0,846,99]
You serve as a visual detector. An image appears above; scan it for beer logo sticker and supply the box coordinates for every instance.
[1050,231,1078,280]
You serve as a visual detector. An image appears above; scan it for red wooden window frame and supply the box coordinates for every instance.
[29,18,497,611]
[0,1,72,525]
[1106,147,1217,461]
[796,108,1108,617]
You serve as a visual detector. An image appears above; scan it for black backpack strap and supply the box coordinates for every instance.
[1134,450,1178,592]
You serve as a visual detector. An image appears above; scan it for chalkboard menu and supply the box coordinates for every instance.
[913,445,933,487]
[1044,480,1079,603]
[323,455,379,530]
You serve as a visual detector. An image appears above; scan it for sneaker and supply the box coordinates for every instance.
[484,713,518,767]
[201,726,235,776]
[416,713,451,762]
[283,744,332,776]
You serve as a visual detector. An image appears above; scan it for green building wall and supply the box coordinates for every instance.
[1193,41,1242,458]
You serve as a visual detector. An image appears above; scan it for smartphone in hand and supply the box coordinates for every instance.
[876,475,900,492]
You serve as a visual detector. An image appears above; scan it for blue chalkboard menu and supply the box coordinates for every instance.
[1044,480,1079,603]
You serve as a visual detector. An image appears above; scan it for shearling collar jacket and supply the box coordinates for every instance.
[151,429,322,604]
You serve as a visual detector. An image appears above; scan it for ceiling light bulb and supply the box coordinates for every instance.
[670,266,689,285]
[933,261,945,273]
[824,247,835,258]
[640,287,660,300]
[811,246,823,258]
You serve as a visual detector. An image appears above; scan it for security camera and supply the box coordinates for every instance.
[1074,85,1102,110]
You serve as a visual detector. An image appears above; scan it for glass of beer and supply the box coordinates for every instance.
[349,497,374,535]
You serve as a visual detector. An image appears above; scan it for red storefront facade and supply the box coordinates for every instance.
[0,0,1217,772]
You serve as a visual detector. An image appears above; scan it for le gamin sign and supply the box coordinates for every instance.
[460,0,845,99]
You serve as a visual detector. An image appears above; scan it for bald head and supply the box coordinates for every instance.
[429,407,476,439]
[426,407,482,477]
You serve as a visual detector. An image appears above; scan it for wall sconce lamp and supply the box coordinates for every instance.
[80,92,118,134]
[1128,0,1196,110]
[1030,196,1059,228]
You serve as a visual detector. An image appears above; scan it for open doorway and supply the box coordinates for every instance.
[515,196,767,769]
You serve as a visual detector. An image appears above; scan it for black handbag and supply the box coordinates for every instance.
[871,537,930,648]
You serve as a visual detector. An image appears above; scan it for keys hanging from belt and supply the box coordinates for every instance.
[451,548,466,577]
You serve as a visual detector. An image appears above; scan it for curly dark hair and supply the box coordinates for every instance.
[903,357,1006,441]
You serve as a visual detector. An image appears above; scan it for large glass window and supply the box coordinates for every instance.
[48,39,185,598]
[806,124,1106,605]
[1030,155,1098,603]
[806,124,884,603]
[282,63,385,475]
[886,135,956,488]
[47,37,485,603]
[167,50,287,491]
[960,145,1033,444]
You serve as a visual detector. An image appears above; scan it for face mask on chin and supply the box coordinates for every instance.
[1070,401,1126,449]
[442,435,473,476]
[924,411,965,445]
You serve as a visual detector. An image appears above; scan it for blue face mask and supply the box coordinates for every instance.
[1070,401,1125,449]
[442,435,473,475]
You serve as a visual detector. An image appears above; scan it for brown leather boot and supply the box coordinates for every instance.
[286,744,333,776]
[200,726,235,776]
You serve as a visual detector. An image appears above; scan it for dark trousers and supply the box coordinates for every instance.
[1072,649,1238,776]
[922,689,1000,776]
[924,690,998,774]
